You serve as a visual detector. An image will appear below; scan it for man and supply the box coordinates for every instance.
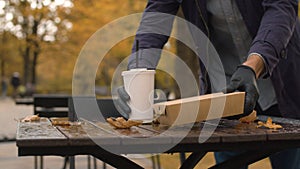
[118,0,300,168]
[11,72,20,98]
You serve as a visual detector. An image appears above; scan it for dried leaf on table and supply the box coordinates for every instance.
[21,115,40,122]
[51,121,71,126]
[239,110,257,123]
[257,117,283,129]
[107,117,143,129]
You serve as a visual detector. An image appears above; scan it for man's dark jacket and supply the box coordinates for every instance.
[132,0,300,119]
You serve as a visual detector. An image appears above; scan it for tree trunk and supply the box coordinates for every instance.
[31,19,41,85]
[22,44,31,85]
[0,31,9,77]
[31,48,39,84]
[0,33,6,77]
[22,17,31,86]
[0,59,4,77]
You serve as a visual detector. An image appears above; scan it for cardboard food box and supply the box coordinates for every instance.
[153,92,245,126]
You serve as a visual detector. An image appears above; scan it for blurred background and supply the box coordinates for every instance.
[0,0,186,98]
[0,0,299,98]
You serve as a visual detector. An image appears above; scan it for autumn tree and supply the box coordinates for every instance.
[0,0,73,86]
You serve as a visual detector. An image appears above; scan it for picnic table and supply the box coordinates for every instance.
[16,115,300,169]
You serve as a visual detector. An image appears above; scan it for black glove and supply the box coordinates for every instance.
[223,65,259,115]
[115,86,131,119]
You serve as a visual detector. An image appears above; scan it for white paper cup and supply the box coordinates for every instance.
[122,69,155,123]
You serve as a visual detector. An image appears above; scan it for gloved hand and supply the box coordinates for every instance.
[115,86,167,119]
[115,86,131,119]
[223,65,259,115]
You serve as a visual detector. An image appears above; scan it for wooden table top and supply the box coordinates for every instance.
[16,116,300,169]
[17,116,300,149]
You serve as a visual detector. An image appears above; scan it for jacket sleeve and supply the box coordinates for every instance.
[248,0,298,77]
[128,0,180,69]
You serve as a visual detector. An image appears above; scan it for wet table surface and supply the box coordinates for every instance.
[16,116,300,169]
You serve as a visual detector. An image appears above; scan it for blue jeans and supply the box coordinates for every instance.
[214,148,300,169]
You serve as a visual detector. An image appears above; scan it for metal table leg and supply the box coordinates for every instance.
[91,151,143,169]
[69,156,75,169]
[179,152,207,169]
[93,157,97,169]
[62,156,68,169]
[209,149,281,169]
[87,155,91,169]
[34,156,37,169]
[40,156,43,169]
[179,152,186,165]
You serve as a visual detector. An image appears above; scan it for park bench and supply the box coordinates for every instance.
[15,97,34,105]
[33,94,69,118]
[33,94,70,169]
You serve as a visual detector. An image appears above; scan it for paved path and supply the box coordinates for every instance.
[0,97,33,140]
